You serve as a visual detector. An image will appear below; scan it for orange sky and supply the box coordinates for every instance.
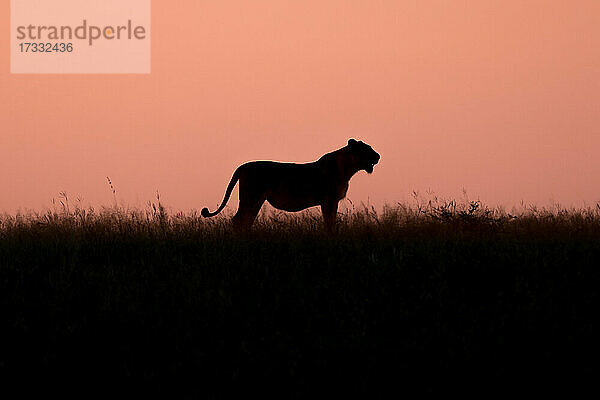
[1,0,599,213]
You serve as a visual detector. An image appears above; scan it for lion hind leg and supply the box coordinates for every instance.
[232,179,267,231]
[232,198,265,231]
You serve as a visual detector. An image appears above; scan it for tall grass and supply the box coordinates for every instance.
[4,194,598,237]
[1,197,599,396]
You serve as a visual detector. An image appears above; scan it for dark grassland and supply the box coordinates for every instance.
[1,199,599,397]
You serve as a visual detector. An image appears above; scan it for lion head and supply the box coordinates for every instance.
[348,139,380,174]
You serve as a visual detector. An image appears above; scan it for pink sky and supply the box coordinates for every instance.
[1,0,599,213]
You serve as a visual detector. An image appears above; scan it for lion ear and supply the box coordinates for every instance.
[348,138,357,147]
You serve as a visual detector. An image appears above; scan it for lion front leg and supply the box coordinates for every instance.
[321,200,338,232]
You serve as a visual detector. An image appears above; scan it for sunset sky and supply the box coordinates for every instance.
[1,0,599,213]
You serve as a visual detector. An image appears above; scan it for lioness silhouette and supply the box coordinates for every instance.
[201,139,380,230]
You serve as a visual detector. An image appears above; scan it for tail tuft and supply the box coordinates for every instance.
[201,166,241,219]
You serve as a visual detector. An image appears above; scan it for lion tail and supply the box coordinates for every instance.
[201,167,241,218]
